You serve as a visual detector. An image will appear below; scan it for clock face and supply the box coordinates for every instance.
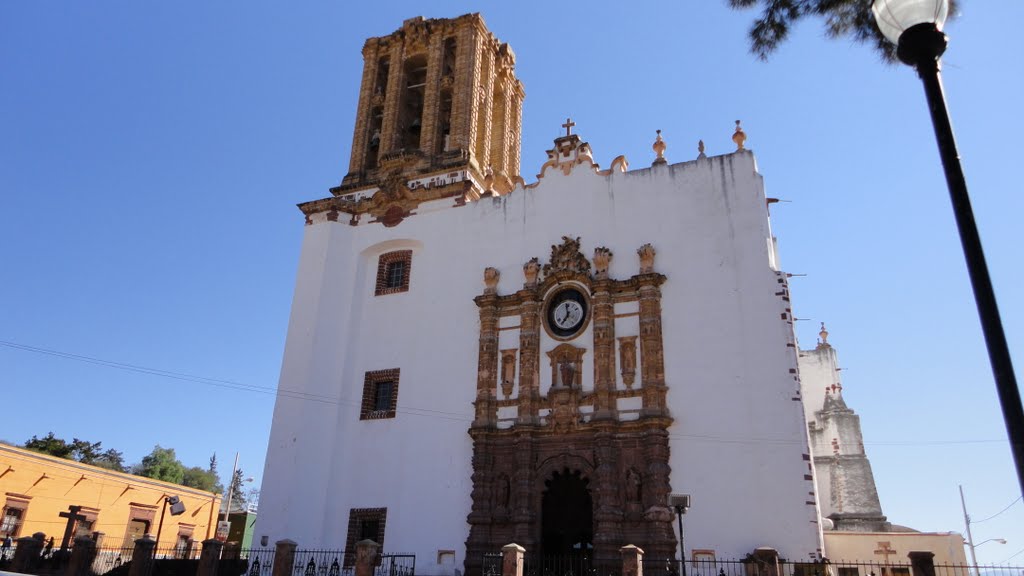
[546,287,588,339]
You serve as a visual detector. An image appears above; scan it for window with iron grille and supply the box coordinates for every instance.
[1,505,26,538]
[374,250,412,296]
[361,369,400,420]
[344,508,387,566]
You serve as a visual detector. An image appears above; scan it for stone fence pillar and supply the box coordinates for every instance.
[743,547,780,576]
[223,542,241,560]
[93,532,106,549]
[198,539,224,576]
[66,535,97,576]
[355,540,380,576]
[128,535,157,576]
[909,552,937,576]
[11,533,45,573]
[272,540,297,576]
[620,545,644,576]
[501,544,525,576]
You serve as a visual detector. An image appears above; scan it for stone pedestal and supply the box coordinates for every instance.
[355,540,380,576]
[908,552,936,576]
[12,533,45,573]
[272,540,297,576]
[743,548,781,576]
[620,545,645,576]
[66,536,97,576]
[500,544,525,576]
[198,539,224,576]
[128,535,157,576]
[223,542,241,560]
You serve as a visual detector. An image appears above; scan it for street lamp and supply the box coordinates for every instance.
[871,0,1024,498]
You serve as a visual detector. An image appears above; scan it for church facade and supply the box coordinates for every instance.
[256,13,822,575]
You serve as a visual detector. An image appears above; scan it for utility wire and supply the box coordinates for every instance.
[973,495,1022,524]
[0,339,1013,446]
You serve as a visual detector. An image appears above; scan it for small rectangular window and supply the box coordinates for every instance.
[1,507,25,537]
[344,508,387,566]
[361,369,400,420]
[375,250,412,296]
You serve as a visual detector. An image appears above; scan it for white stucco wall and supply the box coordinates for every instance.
[256,148,822,570]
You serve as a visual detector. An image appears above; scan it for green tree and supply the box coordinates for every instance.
[728,0,960,61]
[93,449,127,472]
[229,468,249,511]
[182,466,221,493]
[24,432,73,458]
[137,445,186,485]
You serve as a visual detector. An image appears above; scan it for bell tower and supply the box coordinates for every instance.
[336,14,525,196]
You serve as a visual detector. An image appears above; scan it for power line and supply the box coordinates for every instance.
[974,495,1022,524]
[0,339,1013,447]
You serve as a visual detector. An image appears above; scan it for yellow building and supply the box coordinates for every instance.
[0,443,221,550]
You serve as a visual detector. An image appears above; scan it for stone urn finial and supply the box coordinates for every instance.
[523,258,540,287]
[698,139,706,159]
[637,243,656,274]
[733,120,747,151]
[484,267,500,294]
[593,247,613,279]
[652,130,667,166]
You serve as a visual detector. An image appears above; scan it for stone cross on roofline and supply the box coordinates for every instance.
[562,118,575,137]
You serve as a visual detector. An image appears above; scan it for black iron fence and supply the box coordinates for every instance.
[639,559,1024,576]
[523,553,595,576]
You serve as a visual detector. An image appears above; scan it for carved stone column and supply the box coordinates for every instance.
[591,275,616,420]
[641,427,676,561]
[348,43,382,177]
[475,45,496,171]
[474,292,500,428]
[511,433,536,548]
[591,430,624,568]
[456,29,483,160]
[420,34,444,156]
[379,42,406,154]
[517,283,541,425]
[638,280,667,416]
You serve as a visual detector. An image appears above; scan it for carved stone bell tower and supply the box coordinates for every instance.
[337,13,525,196]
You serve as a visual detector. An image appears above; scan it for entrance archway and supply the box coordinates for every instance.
[540,468,593,557]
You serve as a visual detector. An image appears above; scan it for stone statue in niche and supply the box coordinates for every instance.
[484,267,500,294]
[626,468,643,503]
[558,360,576,389]
[523,257,540,287]
[593,247,613,279]
[638,243,656,274]
[618,336,637,389]
[493,473,511,513]
[500,350,517,399]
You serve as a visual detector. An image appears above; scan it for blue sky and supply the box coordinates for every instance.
[2,1,1022,564]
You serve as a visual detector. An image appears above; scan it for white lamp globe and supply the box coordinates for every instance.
[872,0,949,45]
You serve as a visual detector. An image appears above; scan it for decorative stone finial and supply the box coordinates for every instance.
[652,130,667,166]
[593,247,613,279]
[817,322,830,348]
[732,120,746,151]
[697,139,706,159]
[483,267,500,294]
[523,257,540,287]
[637,243,656,274]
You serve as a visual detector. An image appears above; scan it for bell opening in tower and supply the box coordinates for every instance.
[400,54,427,151]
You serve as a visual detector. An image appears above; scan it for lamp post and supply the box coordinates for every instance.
[871,0,1024,497]
[670,494,691,576]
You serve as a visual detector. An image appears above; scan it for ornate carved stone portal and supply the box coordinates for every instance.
[467,237,675,576]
